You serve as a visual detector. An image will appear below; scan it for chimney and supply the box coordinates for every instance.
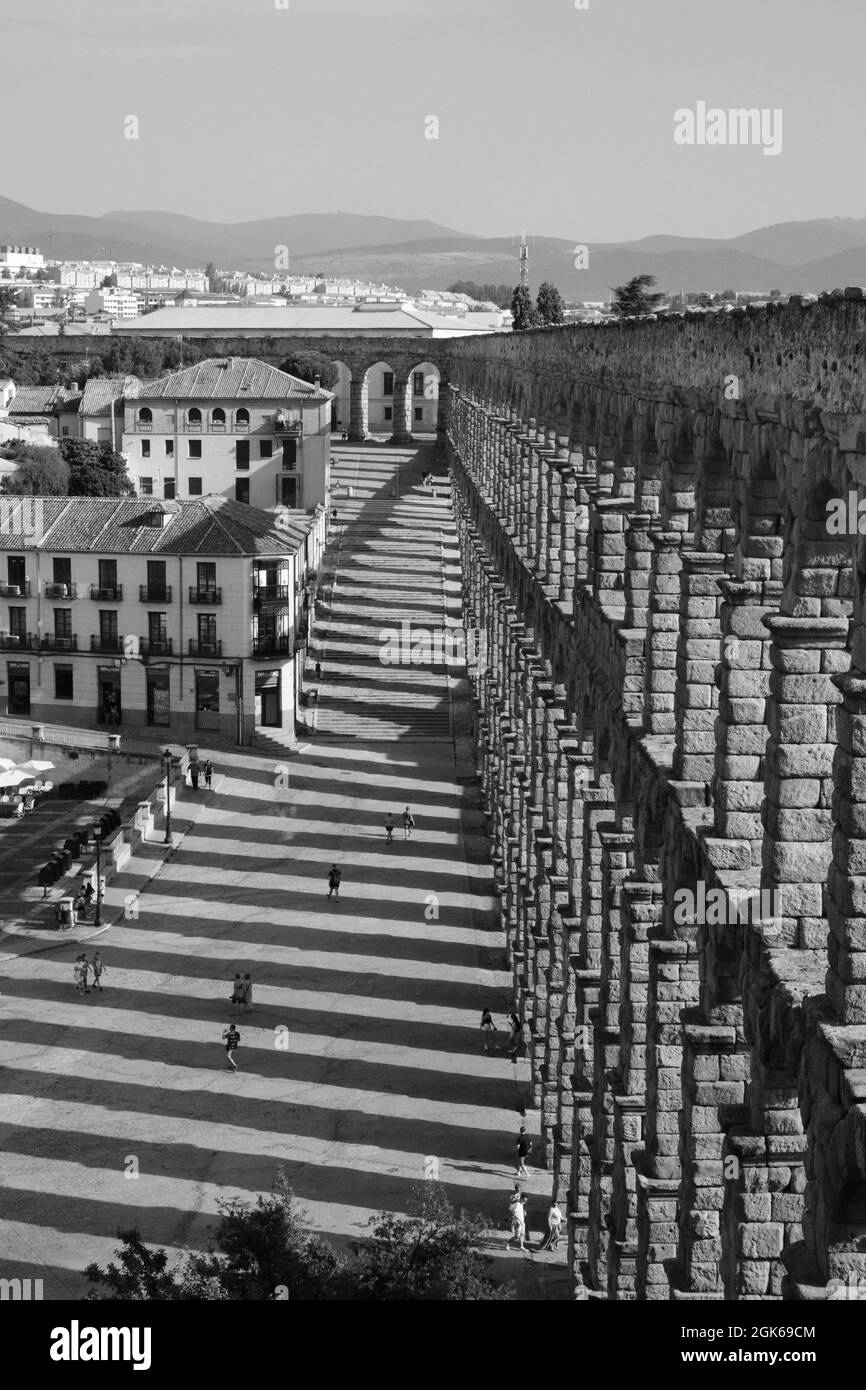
[314,375,321,388]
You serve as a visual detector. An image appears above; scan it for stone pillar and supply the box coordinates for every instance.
[674,550,726,782]
[827,669,866,1022]
[643,528,684,737]
[348,377,368,442]
[762,614,848,946]
[390,377,412,446]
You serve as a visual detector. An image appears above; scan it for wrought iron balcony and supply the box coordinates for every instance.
[253,582,290,603]
[139,585,172,602]
[90,634,124,653]
[140,638,173,656]
[252,634,291,657]
[0,581,31,598]
[188,639,222,657]
[188,586,222,604]
[44,581,79,599]
[0,632,31,650]
[41,634,78,651]
[90,584,123,601]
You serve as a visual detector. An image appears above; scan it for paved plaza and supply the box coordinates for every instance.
[0,444,568,1300]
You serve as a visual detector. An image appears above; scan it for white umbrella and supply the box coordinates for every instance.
[0,769,34,787]
[0,757,17,772]
[17,759,54,775]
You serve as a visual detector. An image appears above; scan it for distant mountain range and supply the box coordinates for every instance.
[3,196,866,299]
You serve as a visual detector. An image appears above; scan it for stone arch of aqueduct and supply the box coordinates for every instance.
[438,300,866,1301]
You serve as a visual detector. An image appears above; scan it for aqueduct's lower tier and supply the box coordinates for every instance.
[444,382,866,1302]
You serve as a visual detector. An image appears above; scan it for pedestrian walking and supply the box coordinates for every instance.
[82,880,95,911]
[515,1125,532,1178]
[502,1011,522,1055]
[90,953,105,992]
[315,660,322,681]
[73,955,88,995]
[242,973,253,1014]
[385,813,394,843]
[203,760,213,790]
[327,864,342,900]
[230,973,245,1015]
[222,1024,240,1071]
[541,1201,563,1252]
[190,761,200,790]
[402,806,415,840]
[506,1192,526,1252]
[480,1008,497,1051]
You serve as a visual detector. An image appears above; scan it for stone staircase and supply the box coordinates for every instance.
[308,446,461,742]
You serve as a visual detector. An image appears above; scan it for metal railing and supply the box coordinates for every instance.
[188,639,222,656]
[0,632,31,650]
[252,634,291,657]
[90,634,124,653]
[90,585,123,601]
[188,587,222,604]
[41,634,78,651]
[139,585,173,602]
[140,638,173,656]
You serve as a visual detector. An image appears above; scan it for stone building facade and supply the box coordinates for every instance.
[442,298,866,1301]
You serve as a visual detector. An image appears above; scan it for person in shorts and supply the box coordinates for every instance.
[222,1024,240,1071]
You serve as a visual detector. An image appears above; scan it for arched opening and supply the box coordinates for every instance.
[211,407,226,429]
[405,361,441,436]
[137,407,152,428]
[235,407,249,429]
[187,407,202,429]
[364,361,397,437]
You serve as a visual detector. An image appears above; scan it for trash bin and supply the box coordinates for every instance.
[58,897,75,931]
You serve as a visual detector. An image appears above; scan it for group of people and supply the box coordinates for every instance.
[73,952,105,995]
[384,806,415,843]
[229,973,253,1014]
[479,1008,525,1058]
[189,760,214,791]
[507,1186,563,1254]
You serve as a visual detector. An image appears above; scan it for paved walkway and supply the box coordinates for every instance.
[0,444,568,1300]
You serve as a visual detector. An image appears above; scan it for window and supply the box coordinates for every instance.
[236,439,250,469]
[141,439,151,458]
[62,426,69,437]
[53,557,72,587]
[148,612,168,646]
[54,609,72,639]
[137,407,152,425]
[414,407,423,422]
[9,607,26,638]
[164,479,176,500]
[259,440,273,458]
[188,476,202,496]
[279,475,298,508]
[188,439,202,459]
[212,408,226,427]
[198,613,217,650]
[236,408,250,428]
[165,440,174,457]
[99,611,118,646]
[282,440,297,466]
[384,407,392,422]
[235,478,250,504]
[197,562,216,593]
[7,556,25,590]
[383,372,394,396]
[188,407,202,426]
[54,665,73,700]
[147,560,167,598]
[140,477,153,496]
[413,371,424,396]
[98,559,117,592]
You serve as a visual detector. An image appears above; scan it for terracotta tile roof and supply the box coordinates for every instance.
[79,376,140,417]
[138,357,330,403]
[0,496,313,556]
[8,385,70,415]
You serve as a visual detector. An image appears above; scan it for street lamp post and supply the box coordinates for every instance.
[92,822,103,929]
[163,748,173,844]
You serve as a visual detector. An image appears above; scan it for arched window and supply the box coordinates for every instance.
[236,408,250,428]
[188,407,202,426]
[212,407,226,426]
[137,407,152,425]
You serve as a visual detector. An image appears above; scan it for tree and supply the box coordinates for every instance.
[277,350,339,392]
[535,281,565,325]
[204,261,220,292]
[349,1182,512,1301]
[100,273,118,289]
[83,1172,514,1301]
[610,274,665,319]
[510,284,540,330]
[59,438,134,497]
[0,444,69,496]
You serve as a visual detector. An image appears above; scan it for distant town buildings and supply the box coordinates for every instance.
[0,245,44,272]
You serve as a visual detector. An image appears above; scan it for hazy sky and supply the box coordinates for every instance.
[2,0,864,241]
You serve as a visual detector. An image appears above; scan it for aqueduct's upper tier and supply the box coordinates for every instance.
[442,301,866,1303]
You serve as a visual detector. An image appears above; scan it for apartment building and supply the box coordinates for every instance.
[84,288,142,318]
[0,245,44,272]
[122,357,332,511]
[0,495,325,742]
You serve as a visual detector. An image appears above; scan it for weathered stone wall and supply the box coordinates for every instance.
[444,300,866,1301]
